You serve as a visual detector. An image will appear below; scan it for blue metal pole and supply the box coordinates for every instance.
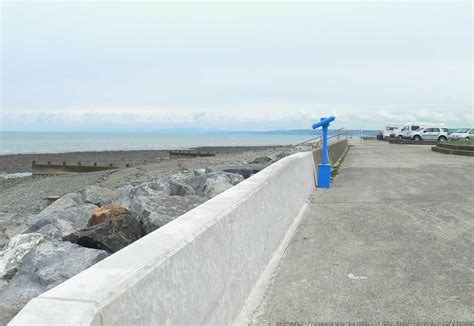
[322,124,328,165]
[312,115,335,189]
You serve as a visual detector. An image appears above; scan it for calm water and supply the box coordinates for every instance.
[0,132,314,155]
[0,131,374,155]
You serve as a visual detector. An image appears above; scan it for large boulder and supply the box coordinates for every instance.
[129,195,207,233]
[275,151,290,160]
[0,213,34,249]
[0,239,107,325]
[115,180,198,206]
[21,186,114,239]
[250,156,272,164]
[221,164,268,179]
[169,171,191,182]
[127,181,171,197]
[117,181,172,205]
[64,213,145,253]
[169,181,195,196]
[25,192,98,238]
[87,204,129,227]
[199,175,237,198]
[185,171,243,198]
[0,233,45,283]
[192,168,213,176]
[77,186,114,206]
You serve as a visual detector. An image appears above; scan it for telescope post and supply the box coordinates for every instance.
[312,116,335,188]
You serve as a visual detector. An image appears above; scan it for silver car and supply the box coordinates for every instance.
[448,128,473,141]
[410,127,448,141]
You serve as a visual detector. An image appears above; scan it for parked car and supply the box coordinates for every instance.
[394,123,444,140]
[409,127,449,141]
[448,128,473,140]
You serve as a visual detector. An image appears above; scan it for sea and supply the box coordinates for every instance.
[0,130,375,155]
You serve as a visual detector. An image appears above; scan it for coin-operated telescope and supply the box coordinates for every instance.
[312,116,336,188]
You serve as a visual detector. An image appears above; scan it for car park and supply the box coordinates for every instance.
[408,127,448,142]
[448,128,473,141]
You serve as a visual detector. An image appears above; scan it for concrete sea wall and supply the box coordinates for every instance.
[312,138,348,184]
[312,138,348,166]
[11,140,347,325]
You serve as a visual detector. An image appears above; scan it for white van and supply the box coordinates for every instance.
[394,123,445,140]
[383,124,401,138]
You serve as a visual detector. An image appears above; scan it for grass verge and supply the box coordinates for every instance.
[447,139,474,146]
[331,145,350,179]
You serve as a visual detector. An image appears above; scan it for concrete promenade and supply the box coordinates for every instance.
[253,141,474,323]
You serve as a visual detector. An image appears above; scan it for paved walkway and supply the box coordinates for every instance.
[253,141,474,323]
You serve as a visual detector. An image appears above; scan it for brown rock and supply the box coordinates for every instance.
[87,204,129,227]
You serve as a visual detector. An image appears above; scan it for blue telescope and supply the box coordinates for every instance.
[312,115,336,188]
[312,116,335,130]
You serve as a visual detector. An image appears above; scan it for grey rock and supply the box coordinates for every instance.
[221,164,268,179]
[118,181,172,205]
[130,195,207,233]
[200,174,239,198]
[185,171,243,198]
[0,239,107,325]
[226,172,245,186]
[64,213,145,253]
[136,181,171,196]
[250,156,272,164]
[185,175,209,193]
[0,213,34,249]
[169,181,195,196]
[118,179,196,203]
[275,152,290,160]
[193,168,213,176]
[77,185,114,206]
[25,192,97,238]
[0,233,45,282]
[170,172,191,182]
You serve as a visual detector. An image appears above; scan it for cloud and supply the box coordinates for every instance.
[2,105,472,132]
[1,2,471,132]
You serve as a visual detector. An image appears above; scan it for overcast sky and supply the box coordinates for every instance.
[1,1,472,131]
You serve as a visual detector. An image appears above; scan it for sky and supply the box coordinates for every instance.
[1,1,472,131]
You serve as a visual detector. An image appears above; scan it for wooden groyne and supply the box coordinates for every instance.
[32,161,119,176]
[169,150,216,159]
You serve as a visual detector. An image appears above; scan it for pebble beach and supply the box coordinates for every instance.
[0,146,291,216]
